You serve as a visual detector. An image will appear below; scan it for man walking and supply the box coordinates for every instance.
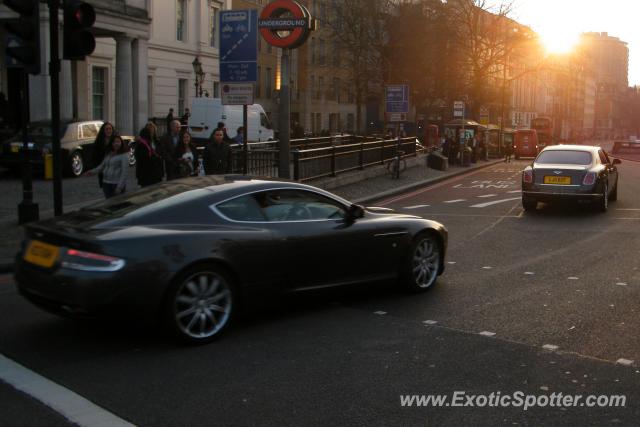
[203,129,232,175]
[160,119,182,180]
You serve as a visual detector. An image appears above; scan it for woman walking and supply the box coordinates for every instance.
[85,135,129,198]
[90,122,114,187]
[135,121,164,187]
[175,131,196,177]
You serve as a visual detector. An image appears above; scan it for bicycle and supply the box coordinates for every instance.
[386,149,406,179]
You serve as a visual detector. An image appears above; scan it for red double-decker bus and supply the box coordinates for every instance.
[531,117,554,150]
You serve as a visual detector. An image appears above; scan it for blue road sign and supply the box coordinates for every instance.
[220,10,258,83]
[385,85,409,114]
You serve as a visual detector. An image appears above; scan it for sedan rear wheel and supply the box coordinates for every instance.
[522,196,537,212]
[608,181,618,202]
[165,266,236,344]
[597,183,608,213]
[403,233,441,292]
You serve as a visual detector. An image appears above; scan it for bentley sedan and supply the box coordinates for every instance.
[14,176,448,344]
[521,145,620,212]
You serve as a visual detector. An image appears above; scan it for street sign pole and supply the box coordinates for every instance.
[49,0,62,216]
[17,70,38,224]
[278,48,291,178]
[243,104,248,175]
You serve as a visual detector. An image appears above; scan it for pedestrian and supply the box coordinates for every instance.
[84,134,129,199]
[216,121,234,143]
[135,122,164,187]
[181,108,191,126]
[90,121,115,188]
[166,108,174,128]
[203,129,232,175]
[160,119,182,180]
[504,139,513,163]
[232,126,245,145]
[176,131,196,177]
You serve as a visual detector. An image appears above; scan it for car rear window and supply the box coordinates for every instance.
[536,150,593,165]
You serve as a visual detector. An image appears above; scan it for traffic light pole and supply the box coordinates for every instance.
[49,0,62,216]
[17,70,39,224]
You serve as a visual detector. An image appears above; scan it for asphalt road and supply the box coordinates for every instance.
[1,159,639,425]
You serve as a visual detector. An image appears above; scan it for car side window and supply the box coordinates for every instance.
[216,195,267,222]
[254,189,347,222]
[600,150,611,165]
[81,124,98,139]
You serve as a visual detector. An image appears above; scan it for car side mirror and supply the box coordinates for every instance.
[612,158,621,165]
[347,204,365,221]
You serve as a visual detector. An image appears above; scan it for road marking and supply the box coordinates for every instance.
[616,282,628,287]
[507,190,522,193]
[479,331,496,337]
[423,320,438,325]
[373,311,387,315]
[524,272,535,275]
[616,358,634,366]
[443,199,466,204]
[477,194,498,198]
[482,266,493,270]
[470,197,521,208]
[403,204,430,210]
[567,277,579,280]
[447,261,456,265]
[616,209,640,211]
[542,344,559,351]
[0,354,134,427]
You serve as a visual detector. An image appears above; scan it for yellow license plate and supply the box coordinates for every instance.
[11,145,20,153]
[24,240,59,268]
[544,176,571,185]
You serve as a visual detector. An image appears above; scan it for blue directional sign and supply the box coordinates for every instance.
[219,10,258,83]
[385,85,409,113]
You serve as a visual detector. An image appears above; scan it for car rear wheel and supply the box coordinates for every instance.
[402,233,441,292]
[164,265,237,344]
[609,181,618,201]
[128,146,136,167]
[522,196,537,211]
[68,151,84,177]
[596,183,608,212]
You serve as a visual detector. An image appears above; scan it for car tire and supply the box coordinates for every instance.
[163,264,238,344]
[597,183,608,213]
[128,146,136,167]
[401,232,442,293]
[609,180,618,202]
[68,150,84,177]
[522,196,537,211]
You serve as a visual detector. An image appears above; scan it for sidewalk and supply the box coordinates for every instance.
[0,155,503,272]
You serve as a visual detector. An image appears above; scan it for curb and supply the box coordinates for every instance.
[354,159,505,205]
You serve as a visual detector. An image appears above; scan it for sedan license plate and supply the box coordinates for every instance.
[24,240,59,268]
[544,176,571,185]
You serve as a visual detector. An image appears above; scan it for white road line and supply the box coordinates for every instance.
[567,277,579,280]
[443,199,466,204]
[616,209,640,211]
[423,320,438,325]
[616,358,634,366]
[542,344,559,351]
[507,190,522,193]
[447,261,456,265]
[616,282,628,286]
[477,194,498,198]
[524,272,535,275]
[374,311,387,315]
[470,197,521,208]
[403,204,430,210]
[0,354,134,427]
[482,266,493,270]
[479,331,496,337]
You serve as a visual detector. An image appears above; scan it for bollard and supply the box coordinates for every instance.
[44,153,53,180]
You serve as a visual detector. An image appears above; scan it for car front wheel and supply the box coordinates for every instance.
[402,233,442,292]
[164,265,237,344]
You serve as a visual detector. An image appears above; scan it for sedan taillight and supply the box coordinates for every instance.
[582,172,597,186]
[523,169,533,184]
[61,249,125,272]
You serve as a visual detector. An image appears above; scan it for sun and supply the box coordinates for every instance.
[539,28,580,54]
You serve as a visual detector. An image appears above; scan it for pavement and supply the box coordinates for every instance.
[0,153,504,272]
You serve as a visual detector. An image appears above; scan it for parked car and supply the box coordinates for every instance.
[0,120,135,177]
[14,176,448,344]
[521,145,620,212]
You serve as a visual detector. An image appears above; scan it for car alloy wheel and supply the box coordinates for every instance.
[598,183,608,212]
[168,268,235,343]
[404,234,441,292]
[70,151,84,177]
[128,146,136,167]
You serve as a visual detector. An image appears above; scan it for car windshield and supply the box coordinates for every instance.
[535,150,592,165]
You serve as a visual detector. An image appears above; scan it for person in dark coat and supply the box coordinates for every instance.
[134,122,164,187]
[159,119,182,180]
[203,129,232,175]
[90,122,115,188]
[166,108,174,128]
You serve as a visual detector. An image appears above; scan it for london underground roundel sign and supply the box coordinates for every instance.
[258,0,315,49]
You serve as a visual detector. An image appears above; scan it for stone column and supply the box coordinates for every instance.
[132,38,149,135]
[59,60,73,120]
[115,35,133,135]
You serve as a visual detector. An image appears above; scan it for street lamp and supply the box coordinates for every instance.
[192,56,205,98]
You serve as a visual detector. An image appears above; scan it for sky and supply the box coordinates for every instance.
[512,0,640,86]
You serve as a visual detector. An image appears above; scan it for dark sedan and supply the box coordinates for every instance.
[521,145,620,212]
[14,176,448,343]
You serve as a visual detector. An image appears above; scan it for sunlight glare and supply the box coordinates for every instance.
[539,28,580,54]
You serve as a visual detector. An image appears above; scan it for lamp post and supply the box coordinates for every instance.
[192,56,204,98]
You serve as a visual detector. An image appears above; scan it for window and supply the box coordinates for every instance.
[176,0,186,42]
[147,76,153,117]
[318,76,324,100]
[213,81,220,98]
[178,78,187,115]
[319,39,326,66]
[81,123,98,139]
[310,37,316,65]
[598,150,610,164]
[209,3,218,47]
[535,150,593,165]
[260,113,272,129]
[216,195,267,222]
[91,66,106,120]
[265,67,272,98]
[332,77,339,102]
[333,42,340,67]
[347,113,355,132]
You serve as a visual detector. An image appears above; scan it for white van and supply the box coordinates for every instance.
[188,98,274,146]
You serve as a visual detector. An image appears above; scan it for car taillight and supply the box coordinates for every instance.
[523,170,533,184]
[61,249,125,272]
[582,172,596,186]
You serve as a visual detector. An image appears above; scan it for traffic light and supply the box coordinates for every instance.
[63,1,96,60]
[4,0,41,75]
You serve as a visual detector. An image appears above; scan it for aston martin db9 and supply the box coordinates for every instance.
[522,145,620,212]
[15,176,448,343]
